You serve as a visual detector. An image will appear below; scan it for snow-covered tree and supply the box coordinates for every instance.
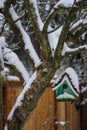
[0,0,87,129]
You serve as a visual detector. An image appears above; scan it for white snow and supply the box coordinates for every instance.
[48,32,58,56]
[48,26,63,56]
[3,47,30,83]
[9,6,41,68]
[45,1,50,11]
[70,19,84,31]
[0,0,6,8]
[0,0,4,8]
[4,67,9,73]
[55,0,76,8]
[4,67,20,81]
[50,74,58,84]
[81,32,87,40]
[65,67,79,93]
[70,18,87,32]
[55,121,69,126]
[4,125,7,130]
[0,36,7,48]
[80,98,87,106]
[4,67,9,77]
[62,43,87,56]
[30,0,43,30]
[56,92,75,99]
[56,0,80,7]
[0,37,5,77]
[81,87,87,93]
[6,75,20,81]
[0,36,30,83]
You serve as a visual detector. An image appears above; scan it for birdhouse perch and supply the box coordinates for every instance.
[52,67,80,101]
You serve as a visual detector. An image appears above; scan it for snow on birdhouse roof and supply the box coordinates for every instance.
[65,67,79,92]
[52,67,80,93]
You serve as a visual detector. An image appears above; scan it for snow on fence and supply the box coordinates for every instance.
[2,80,81,130]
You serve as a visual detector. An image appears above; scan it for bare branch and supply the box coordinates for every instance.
[42,7,69,34]
[54,3,87,65]
[47,24,62,34]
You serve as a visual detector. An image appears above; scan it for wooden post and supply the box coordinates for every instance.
[3,80,23,129]
[56,101,81,130]
[0,76,4,130]
[0,84,3,130]
[66,102,81,130]
[57,102,66,130]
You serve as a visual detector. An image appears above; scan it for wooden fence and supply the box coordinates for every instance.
[2,80,81,130]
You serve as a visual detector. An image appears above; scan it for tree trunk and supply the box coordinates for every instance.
[5,61,57,130]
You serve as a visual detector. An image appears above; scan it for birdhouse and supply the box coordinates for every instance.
[52,67,79,101]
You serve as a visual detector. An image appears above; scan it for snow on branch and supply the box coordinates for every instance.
[9,6,41,68]
[49,0,77,15]
[0,0,5,9]
[30,0,43,30]
[4,71,37,130]
[62,42,87,56]
[0,37,30,83]
[70,18,87,31]
[53,0,80,8]
[4,67,20,81]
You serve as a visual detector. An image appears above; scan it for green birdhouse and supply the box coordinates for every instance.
[52,67,79,101]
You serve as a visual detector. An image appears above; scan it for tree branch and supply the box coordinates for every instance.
[4,1,42,68]
[62,43,87,56]
[54,3,87,66]
[42,7,69,34]
[47,24,62,34]
[24,0,51,60]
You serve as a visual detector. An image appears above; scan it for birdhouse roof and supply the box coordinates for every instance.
[52,67,80,95]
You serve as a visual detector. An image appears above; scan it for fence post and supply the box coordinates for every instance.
[2,80,23,129]
[0,77,4,130]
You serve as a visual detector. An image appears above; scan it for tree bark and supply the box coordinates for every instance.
[6,60,57,130]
